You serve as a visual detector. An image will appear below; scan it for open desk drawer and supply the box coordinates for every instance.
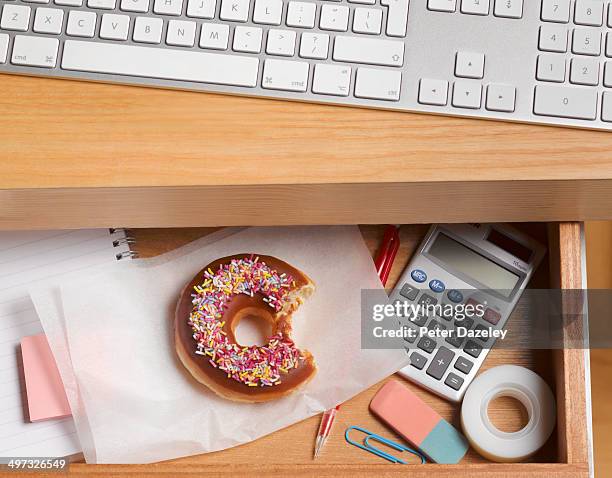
[66,223,591,477]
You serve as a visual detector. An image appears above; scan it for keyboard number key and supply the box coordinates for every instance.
[570,57,599,86]
[486,83,516,112]
[313,64,351,96]
[574,0,603,26]
[355,67,401,101]
[572,28,601,56]
[452,80,482,109]
[541,0,570,23]
[536,54,566,82]
[533,85,597,120]
[494,0,522,18]
[539,24,567,52]
[428,0,456,12]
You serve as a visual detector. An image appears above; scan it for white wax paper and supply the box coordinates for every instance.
[31,226,408,463]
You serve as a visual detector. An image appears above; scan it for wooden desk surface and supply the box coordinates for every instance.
[2,75,612,229]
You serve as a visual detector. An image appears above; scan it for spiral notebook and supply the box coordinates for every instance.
[0,229,135,458]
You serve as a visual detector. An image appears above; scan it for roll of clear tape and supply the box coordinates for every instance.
[461,365,556,463]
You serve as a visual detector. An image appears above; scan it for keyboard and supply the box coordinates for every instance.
[1,0,612,131]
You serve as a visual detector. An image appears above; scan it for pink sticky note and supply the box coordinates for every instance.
[21,334,72,422]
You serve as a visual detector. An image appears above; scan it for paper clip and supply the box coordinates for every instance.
[344,426,426,464]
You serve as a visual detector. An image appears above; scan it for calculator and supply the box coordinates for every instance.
[392,223,546,402]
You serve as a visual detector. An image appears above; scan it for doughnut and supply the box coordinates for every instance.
[175,254,317,402]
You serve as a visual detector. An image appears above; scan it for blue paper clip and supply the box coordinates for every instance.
[345,426,426,464]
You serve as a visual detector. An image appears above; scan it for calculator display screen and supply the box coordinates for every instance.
[428,233,520,295]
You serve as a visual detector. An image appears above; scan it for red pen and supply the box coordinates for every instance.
[313,225,401,459]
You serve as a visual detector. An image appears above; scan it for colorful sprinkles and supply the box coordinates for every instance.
[189,256,304,387]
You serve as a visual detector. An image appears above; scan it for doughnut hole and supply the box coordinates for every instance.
[231,306,275,347]
[487,395,530,433]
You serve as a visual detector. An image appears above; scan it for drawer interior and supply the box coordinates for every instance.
[74,223,589,477]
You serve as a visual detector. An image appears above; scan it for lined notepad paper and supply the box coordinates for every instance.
[0,229,127,458]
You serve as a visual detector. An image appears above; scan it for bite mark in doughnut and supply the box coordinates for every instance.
[175,254,317,402]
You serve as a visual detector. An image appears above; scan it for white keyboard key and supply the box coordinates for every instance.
[572,27,601,55]
[452,80,481,108]
[455,51,485,79]
[121,0,150,13]
[607,32,612,57]
[312,63,351,96]
[539,24,567,52]
[153,0,183,15]
[62,40,260,87]
[320,4,349,31]
[133,16,163,43]
[353,8,382,34]
[88,0,116,9]
[461,0,489,15]
[299,32,329,59]
[602,91,612,122]
[66,10,96,37]
[262,58,309,91]
[354,67,401,101]
[54,0,83,6]
[574,0,603,26]
[186,0,215,17]
[100,14,130,40]
[266,29,296,56]
[11,35,58,67]
[0,34,9,63]
[428,0,456,12]
[22,0,49,4]
[541,0,570,23]
[494,0,522,18]
[233,25,262,53]
[486,83,515,112]
[603,61,612,87]
[349,0,375,4]
[253,0,283,24]
[1,5,31,32]
[287,1,316,28]
[33,7,64,34]
[418,78,448,105]
[333,36,404,67]
[570,57,599,85]
[536,54,566,82]
[220,0,250,21]
[200,22,229,49]
[380,0,409,36]
[166,19,196,46]
[609,3,612,27]
[533,85,597,120]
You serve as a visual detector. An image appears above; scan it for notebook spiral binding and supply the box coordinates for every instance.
[109,228,139,261]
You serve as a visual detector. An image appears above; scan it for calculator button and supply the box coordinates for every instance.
[473,323,491,342]
[399,283,419,300]
[403,326,418,344]
[426,346,454,380]
[411,313,428,327]
[445,333,464,348]
[454,316,474,329]
[454,356,474,374]
[446,289,463,303]
[483,307,501,325]
[464,339,483,358]
[411,269,427,283]
[444,372,464,390]
[410,352,427,370]
[429,279,445,293]
[428,319,447,333]
[418,337,436,354]
[394,299,408,317]
[417,293,438,307]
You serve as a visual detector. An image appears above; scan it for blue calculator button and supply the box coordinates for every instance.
[447,289,464,303]
[411,269,427,283]
[429,279,445,293]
